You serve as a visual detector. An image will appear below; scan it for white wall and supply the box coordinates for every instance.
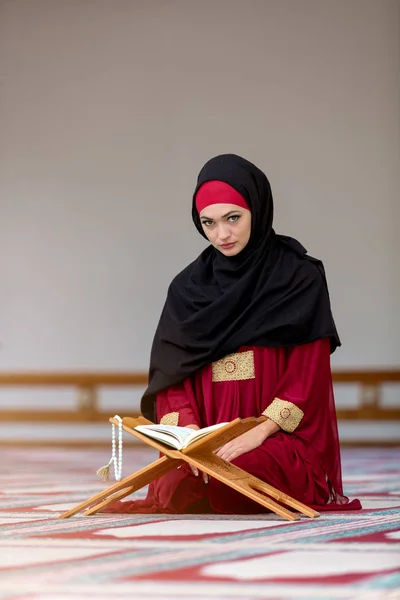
[0,0,399,375]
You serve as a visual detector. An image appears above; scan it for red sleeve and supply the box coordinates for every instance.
[264,338,344,498]
[156,377,201,427]
[263,338,333,434]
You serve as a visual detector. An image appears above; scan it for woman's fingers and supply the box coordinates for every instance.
[216,442,236,461]
[215,442,230,458]
[190,464,208,483]
[216,442,245,463]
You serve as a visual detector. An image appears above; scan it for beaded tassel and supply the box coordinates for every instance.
[96,415,123,482]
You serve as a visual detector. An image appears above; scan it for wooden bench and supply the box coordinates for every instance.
[0,370,399,445]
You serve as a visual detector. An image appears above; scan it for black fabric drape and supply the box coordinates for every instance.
[141,154,340,421]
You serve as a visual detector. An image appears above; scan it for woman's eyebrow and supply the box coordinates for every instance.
[201,210,240,220]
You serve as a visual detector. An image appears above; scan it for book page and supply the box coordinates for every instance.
[134,422,229,450]
[139,424,193,441]
[135,424,193,447]
[135,425,190,450]
[183,422,228,448]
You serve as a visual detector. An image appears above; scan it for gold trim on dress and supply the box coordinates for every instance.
[262,398,304,432]
[160,411,179,426]
[212,350,255,382]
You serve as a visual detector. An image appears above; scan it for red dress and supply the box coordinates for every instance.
[105,339,361,513]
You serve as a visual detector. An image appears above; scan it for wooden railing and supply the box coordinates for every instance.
[0,369,399,422]
[333,370,400,420]
[0,372,147,422]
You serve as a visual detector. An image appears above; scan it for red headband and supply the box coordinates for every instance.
[195,180,249,214]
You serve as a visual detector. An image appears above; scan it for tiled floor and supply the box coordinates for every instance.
[0,446,399,599]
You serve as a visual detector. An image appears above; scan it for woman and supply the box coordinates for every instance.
[109,153,361,514]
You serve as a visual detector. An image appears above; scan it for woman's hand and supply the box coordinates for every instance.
[215,420,280,463]
[185,424,208,483]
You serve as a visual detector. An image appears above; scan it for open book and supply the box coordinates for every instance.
[134,422,228,450]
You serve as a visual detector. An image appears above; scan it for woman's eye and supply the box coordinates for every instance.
[228,215,240,223]
[202,220,213,227]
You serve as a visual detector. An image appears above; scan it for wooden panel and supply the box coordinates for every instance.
[0,369,399,386]
[336,408,400,420]
[332,370,400,383]
[0,370,399,429]
[0,372,148,386]
[2,407,399,423]
[0,409,123,422]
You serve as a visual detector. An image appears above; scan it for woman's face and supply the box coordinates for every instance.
[199,203,251,256]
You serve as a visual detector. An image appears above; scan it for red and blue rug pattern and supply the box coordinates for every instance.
[0,446,399,599]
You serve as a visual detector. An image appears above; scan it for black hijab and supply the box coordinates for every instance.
[141,154,340,421]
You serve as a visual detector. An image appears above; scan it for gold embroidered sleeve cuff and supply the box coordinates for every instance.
[160,411,179,426]
[262,398,304,432]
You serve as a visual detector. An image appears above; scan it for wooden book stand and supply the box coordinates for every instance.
[60,416,320,522]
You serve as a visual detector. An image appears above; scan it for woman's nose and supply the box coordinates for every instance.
[217,225,231,241]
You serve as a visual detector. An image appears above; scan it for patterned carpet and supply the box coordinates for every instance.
[0,445,399,599]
